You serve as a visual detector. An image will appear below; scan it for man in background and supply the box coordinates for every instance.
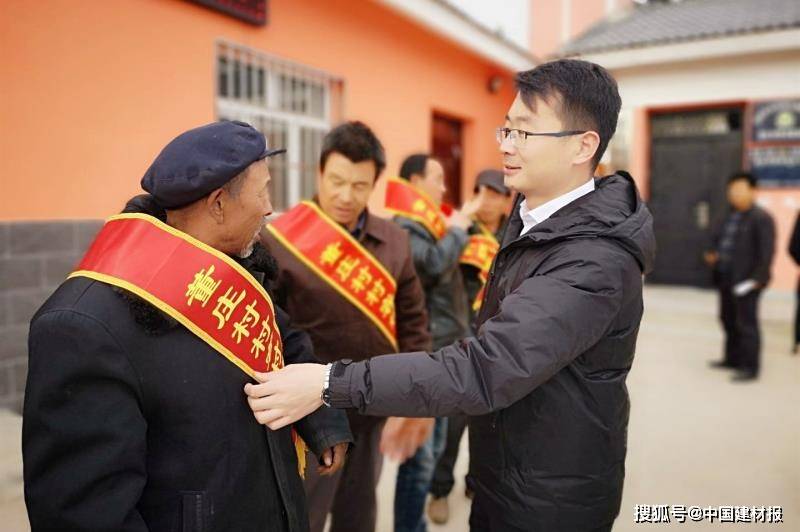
[388,153,475,532]
[263,121,433,532]
[789,210,800,355]
[427,168,512,525]
[705,172,776,381]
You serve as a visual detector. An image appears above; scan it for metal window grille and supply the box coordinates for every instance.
[215,40,344,211]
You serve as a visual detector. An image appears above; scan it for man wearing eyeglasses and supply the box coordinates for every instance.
[245,59,656,532]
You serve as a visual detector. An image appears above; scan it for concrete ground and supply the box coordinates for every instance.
[2,286,798,530]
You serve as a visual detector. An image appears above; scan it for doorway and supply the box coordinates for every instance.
[647,107,744,287]
[432,113,464,207]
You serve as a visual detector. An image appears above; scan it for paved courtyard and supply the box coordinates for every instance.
[1,286,798,530]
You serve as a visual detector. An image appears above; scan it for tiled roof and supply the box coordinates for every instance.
[562,0,800,55]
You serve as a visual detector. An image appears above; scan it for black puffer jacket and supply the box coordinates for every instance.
[330,173,656,530]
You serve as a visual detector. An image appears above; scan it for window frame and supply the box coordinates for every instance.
[215,39,344,210]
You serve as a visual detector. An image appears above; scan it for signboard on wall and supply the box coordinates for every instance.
[748,99,800,187]
[752,100,800,142]
[188,0,267,26]
[749,146,800,187]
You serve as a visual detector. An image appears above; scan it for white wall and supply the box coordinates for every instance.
[612,49,800,110]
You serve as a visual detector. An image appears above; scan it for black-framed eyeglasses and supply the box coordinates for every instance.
[495,127,587,145]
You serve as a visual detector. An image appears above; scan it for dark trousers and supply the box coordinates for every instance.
[304,414,385,532]
[430,414,468,498]
[719,287,762,375]
[468,496,614,531]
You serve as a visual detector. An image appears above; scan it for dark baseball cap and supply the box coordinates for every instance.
[474,169,510,196]
[141,120,285,209]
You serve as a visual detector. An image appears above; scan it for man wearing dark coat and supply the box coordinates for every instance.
[246,60,656,532]
[705,172,776,381]
[262,121,433,532]
[23,121,352,532]
[427,168,512,525]
[389,153,475,532]
[790,211,800,355]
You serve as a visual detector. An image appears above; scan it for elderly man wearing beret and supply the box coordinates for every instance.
[22,121,352,532]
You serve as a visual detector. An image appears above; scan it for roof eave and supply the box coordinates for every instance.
[374,0,537,72]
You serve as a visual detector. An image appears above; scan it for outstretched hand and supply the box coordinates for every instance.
[379,417,434,462]
[244,363,327,430]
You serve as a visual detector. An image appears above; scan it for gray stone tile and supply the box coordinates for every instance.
[75,220,104,254]
[7,289,51,326]
[0,257,43,291]
[9,222,75,256]
[0,293,8,327]
[0,224,9,258]
[0,326,28,364]
[0,366,10,399]
[44,255,80,286]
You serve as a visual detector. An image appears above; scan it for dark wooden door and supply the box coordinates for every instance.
[648,109,743,286]
[432,113,463,207]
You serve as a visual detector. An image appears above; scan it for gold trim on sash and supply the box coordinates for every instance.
[267,202,399,351]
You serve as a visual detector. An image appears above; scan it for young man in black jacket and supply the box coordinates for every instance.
[705,172,776,381]
[246,60,656,531]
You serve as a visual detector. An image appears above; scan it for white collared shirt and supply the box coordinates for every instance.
[519,179,596,236]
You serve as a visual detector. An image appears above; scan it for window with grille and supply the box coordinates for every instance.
[215,40,344,211]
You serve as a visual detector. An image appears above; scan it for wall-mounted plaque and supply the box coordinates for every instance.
[188,0,267,26]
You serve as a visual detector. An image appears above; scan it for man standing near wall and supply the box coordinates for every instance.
[705,172,776,381]
[262,121,433,532]
[789,210,800,355]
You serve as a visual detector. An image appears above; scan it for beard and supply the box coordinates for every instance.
[232,241,279,282]
[237,243,255,259]
[237,223,266,259]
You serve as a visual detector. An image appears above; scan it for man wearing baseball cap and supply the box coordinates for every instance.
[23,121,352,532]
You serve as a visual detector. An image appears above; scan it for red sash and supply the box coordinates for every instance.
[460,223,499,311]
[385,177,447,240]
[69,213,306,475]
[267,202,398,350]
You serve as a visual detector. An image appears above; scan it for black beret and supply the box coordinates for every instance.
[141,120,285,209]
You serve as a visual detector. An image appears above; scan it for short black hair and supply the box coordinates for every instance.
[399,154,430,181]
[515,59,621,168]
[728,171,757,188]
[319,121,386,180]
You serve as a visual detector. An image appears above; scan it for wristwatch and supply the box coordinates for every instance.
[321,363,333,407]
[320,359,353,407]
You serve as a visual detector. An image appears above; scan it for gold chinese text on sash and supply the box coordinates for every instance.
[384,177,447,240]
[69,213,307,476]
[460,223,500,311]
[266,201,399,351]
